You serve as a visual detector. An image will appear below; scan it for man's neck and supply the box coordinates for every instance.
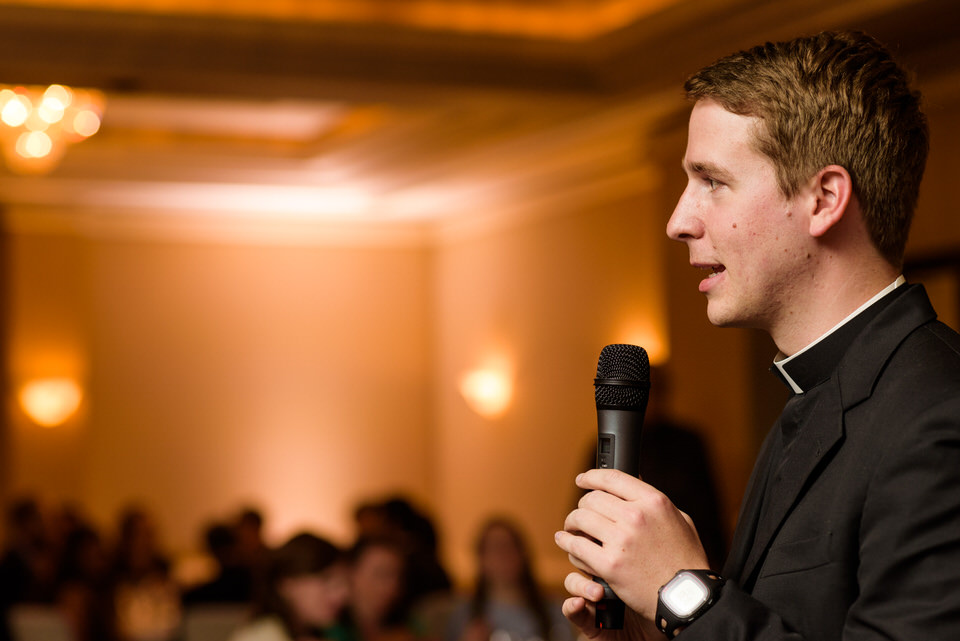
[771,261,901,357]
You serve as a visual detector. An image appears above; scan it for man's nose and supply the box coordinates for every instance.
[666,189,703,242]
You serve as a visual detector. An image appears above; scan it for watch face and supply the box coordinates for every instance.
[662,573,710,617]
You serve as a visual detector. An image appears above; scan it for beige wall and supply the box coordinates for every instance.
[6,231,434,553]
[432,191,671,585]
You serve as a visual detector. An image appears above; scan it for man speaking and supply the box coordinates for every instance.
[555,31,960,640]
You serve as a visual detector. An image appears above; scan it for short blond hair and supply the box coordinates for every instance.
[685,31,928,268]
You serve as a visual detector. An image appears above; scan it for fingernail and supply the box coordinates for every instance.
[575,473,584,484]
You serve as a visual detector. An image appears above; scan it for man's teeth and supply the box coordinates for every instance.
[702,265,725,277]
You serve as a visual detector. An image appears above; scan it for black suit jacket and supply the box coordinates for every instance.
[682,284,960,640]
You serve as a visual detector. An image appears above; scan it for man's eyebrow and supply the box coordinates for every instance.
[684,161,735,182]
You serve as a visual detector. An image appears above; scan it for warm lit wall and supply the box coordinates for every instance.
[6,232,92,509]
[6,227,434,552]
[900,85,960,338]
[908,81,960,256]
[432,188,673,586]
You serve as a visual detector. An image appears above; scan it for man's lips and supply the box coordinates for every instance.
[693,262,726,276]
[693,263,726,292]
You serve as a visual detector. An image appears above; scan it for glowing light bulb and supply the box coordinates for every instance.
[460,369,513,419]
[25,108,50,132]
[2,95,30,127]
[0,89,15,111]
[72,109,101,137]
[19,378,83,427]
[38,99,66,124]
[44,84,73,107]
[16,131,53,158]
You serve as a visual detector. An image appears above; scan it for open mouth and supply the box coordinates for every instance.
[701,264,726,278]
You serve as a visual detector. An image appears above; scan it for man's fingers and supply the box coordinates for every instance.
[577,468,649,501]
[562,596,600,636]
[563,569,607,603]
[561,595,588,620]
[563,504,614,545]
[555,530,604,577]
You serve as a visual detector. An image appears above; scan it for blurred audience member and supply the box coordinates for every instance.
[446,518,572,641]
[0,496,58,641]
[236,508,271,593]
[183,522,254,605]
[341,536,417,641]
[230,532,350,641]
[57,524,116,641]
[49,502,88,561]
[110,505,181,641]
[0,496,57,604]
[635,367,727,569]
[353,503,389,540]
[362,497,452,611]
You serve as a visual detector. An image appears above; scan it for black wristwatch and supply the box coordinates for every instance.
[655,569,725,639]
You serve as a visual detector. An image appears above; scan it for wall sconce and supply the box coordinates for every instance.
[19,377,84,427]
[616,319,669,366]
[459,368,513,419]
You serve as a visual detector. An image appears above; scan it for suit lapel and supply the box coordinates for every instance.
[723,428,779,583]
[726,284,939,589]
[738,382,844,586]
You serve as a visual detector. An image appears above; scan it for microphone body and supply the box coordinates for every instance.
[593,344,650,630]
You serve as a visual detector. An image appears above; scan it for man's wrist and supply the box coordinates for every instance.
[655,569,725,639]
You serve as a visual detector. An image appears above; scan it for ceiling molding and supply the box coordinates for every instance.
[0,0,682,41]
[1,0,955,100]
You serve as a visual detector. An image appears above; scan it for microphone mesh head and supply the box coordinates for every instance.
[595,344,650,409]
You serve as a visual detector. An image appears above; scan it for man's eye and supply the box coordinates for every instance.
[705,177,720,191]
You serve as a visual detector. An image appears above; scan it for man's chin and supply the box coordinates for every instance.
[706,303,749,329]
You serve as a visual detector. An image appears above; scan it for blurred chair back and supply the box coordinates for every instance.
[181,604,249,641]
[8,605,72,641]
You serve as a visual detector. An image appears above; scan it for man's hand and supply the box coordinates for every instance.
[561,572,663,641]
[554,469,709,621]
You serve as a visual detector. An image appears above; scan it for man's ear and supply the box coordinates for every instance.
[808,165,852,238]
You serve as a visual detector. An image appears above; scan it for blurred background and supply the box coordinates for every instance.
[0,0,958,627]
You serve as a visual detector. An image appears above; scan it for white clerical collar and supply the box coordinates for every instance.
[773,275,906,394]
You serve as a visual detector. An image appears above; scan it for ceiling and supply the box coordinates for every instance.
[0,0,958,242]
[0,0,684,41]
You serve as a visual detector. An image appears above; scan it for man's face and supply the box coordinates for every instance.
[666,100,814,333]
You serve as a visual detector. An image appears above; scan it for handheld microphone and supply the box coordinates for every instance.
[593,344,650,630]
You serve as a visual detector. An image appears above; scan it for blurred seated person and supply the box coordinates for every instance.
[446,518,573,641]
[341,536,419,641]
[183,522,253,605]
[110,505,181,641]
[356,497,452,612]
[0,496,57,605]
[57,524,115,641]
[635,367,728,569]
[235,508,271,585]
[0,496,58,641]
[230,532,350,641]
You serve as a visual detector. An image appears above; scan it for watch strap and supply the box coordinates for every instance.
[656,569,725,639]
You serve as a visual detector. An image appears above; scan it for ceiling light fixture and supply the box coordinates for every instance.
[0,84,104,175]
